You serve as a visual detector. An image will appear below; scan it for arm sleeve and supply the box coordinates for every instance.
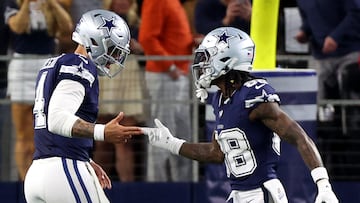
[47,79,85,137]
[244,80,280,110]
[4,0,19,24]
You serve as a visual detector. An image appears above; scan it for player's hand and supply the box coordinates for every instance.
[104,112,143,143]
[322,36,338,54]
[295,30,309,44]
[195,88,208,103]
[89,160,112,189]
[141,119,185,154]
[168,65,183,80]
[315,179,339,203]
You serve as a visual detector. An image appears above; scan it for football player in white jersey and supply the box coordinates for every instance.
[142,27,339,203]
[24,9,144,203]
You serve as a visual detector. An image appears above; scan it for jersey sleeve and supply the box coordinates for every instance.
[4,0,19,24]
[55,54,97,90]
[243,79,281,111]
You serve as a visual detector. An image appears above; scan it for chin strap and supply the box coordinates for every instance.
[195,88,208,103]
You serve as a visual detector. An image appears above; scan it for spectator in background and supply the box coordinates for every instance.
[182,0,198,35]
[194,0,252,36]
[0,0,10,180]
[4,0,73,181]
[183,0,204,47]
[136,0,142,16]
[0,2,9,97]
[139,0,194,182]
[93,0,146,182]
[61,0,104,53]
[295,0,360,122]
[54,0,74,54]
[70,0,103,27]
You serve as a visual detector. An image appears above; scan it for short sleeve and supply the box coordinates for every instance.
[243,79,281,110]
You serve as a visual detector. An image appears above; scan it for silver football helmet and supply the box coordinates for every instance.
[192,27,255,90]
[72,9,131,77]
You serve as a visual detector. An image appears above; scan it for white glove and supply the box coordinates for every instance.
[141,119,185,155]
[195,88,208,103]
[315,179,339,203]
[311,167,339,203]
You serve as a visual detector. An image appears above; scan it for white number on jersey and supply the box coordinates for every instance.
[243,78,268,88]
[33,71,48,129]
[42,55,62,69]
[34,56,61,129]
[216,128,257,178]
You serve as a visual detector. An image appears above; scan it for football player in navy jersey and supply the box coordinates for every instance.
[24,9,143,203]
[142,27,339,203]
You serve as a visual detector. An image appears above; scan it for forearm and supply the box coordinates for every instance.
[8,2,30,34]
[71,119,97,139]
[50,114,104,141]
[277,118,338,201]
[179,142,224,163]
[48,0,73,34]
[279,119,324,170]
[296,135,324,170]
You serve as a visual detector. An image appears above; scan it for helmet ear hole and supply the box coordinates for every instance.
[220,57,231,62]
[90,38,98,46]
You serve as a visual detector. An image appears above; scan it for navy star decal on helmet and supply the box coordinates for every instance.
[99,17,116,34]
[216,30,235,45]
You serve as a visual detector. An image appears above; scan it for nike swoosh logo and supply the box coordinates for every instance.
[255,84,266,89]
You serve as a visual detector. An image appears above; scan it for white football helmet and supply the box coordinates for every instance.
[192,27,255,90]
[72,9,131,77]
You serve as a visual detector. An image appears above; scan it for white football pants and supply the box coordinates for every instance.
[24,157,109,203]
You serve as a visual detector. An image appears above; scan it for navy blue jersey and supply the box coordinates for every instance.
[33,53,99,161]
[212,78,281,191]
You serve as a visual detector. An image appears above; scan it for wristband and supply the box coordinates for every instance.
[94,124,105,141]
[311,167,329,183]
[172,138,186,155]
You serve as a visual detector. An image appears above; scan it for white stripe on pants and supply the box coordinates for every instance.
[24,157,109,203]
